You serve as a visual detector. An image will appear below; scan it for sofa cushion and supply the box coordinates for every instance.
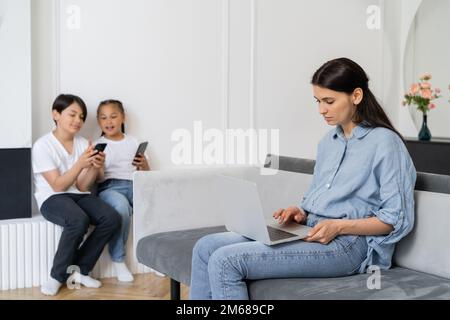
[248,268,450,300]
[393,189,450,279]
[136,226,227,284]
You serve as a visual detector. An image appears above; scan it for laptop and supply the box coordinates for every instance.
[217,174,312,245]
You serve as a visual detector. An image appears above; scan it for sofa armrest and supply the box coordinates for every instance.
[133,166,253,251]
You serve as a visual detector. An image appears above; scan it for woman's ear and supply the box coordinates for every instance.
[52,110,60,123]
[352,88,364,106]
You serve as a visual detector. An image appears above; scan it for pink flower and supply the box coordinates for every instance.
[420,82,431,89]
[421,89,432,99]
[410,83,420,94]
[435,88,441,94]
[420,73,432,81]
[429,103,436,110]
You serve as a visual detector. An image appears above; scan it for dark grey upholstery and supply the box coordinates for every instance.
[248,268,450,300]
[415,172,450,194]
[137,226,227,284]
[265,154,315,174]
[136,155,450,299]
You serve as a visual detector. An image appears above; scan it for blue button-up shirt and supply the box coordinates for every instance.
[300,124,417,272]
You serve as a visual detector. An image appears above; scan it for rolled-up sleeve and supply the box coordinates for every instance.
[371,135,416,244]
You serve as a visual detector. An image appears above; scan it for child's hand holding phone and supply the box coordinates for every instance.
[94,143,107,153]
[91,143,107,169]
[132,141,150,171]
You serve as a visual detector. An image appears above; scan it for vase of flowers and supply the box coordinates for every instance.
[403,73,442,141]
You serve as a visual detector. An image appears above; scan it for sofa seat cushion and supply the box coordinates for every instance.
[136,226,227,284]
[248,268,450,300]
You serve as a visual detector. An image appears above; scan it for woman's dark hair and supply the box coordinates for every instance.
[311,57,403,141]
[52,94,87,124]
[97,99,126,136]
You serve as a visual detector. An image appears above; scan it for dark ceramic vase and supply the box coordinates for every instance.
[418,113,432,141]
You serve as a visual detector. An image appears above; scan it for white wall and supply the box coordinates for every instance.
[32,0,403,167]
[251,0,384,159]
[31,0,58,143]
[0,0,31,148]
[397,0,422,137]
[404,0,450,137]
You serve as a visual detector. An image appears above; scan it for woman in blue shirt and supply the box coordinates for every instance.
[189,57,417,300]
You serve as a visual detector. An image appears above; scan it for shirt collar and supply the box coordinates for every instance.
[333,123,373,140]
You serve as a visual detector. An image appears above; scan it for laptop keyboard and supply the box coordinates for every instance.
[267,226,298,241]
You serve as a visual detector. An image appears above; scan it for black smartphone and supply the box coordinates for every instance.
[134,141,148,160]
[94,143,107,153]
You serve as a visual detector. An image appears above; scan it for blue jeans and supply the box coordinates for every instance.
[98,179,133,263]
[189,213,368,300]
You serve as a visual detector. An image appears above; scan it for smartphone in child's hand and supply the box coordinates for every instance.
[133,141,148,162]
[94,143,107,153]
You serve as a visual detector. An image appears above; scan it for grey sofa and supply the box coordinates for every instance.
[135,155,450,299]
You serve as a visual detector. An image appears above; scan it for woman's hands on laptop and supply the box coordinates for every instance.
[273,206,307,225]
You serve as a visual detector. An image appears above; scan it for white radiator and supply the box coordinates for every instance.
[0,217,152,291]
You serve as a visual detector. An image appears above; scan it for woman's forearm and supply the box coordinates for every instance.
[338,217,393,236]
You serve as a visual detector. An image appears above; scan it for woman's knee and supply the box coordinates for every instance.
[193,232,248,263]
[207,244,250,279]
[192,235,211,261]
[207,247,240,278]
[192,233,222,263]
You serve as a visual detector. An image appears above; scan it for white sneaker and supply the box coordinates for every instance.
[76,272,102,288]
[41,277,62,296]
[113,262,134,282]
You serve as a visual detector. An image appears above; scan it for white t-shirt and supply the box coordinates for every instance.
[95,134,140,182]
[32,132,90,209]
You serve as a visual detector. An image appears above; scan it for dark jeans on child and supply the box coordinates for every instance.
[40,193,121,283]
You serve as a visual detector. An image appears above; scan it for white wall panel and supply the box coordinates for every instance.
[51,0,387,167]
[0,0,31,148]
[254,0,384,159]
[58,0,225,169]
